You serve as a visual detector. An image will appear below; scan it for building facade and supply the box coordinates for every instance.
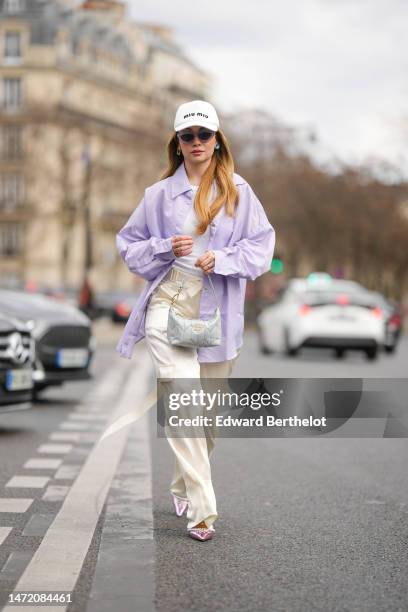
[0,0,211,291]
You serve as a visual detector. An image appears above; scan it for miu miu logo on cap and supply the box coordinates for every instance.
[183,112,209,119]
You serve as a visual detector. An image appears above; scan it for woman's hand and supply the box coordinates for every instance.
[171,235,193,257]
[195,250,215,274]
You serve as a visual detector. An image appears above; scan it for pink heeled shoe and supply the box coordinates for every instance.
[172,494,188,517]
[188,525,215,541]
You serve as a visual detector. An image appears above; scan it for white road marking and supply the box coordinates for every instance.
[37,444,73,454]
[6,476,50,489]
[68,413,106,421]
[3,356,149,604]
[24,459,63,470]
[0,526,12,545]
[58,422,90,431]
[42,486,70,503]
[48,432,81,442]
[54,465,81,480]
[0,498,33,513]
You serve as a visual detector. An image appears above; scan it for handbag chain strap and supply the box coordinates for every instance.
[170,274,220,310]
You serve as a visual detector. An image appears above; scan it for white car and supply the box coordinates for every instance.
[257,275,385,360]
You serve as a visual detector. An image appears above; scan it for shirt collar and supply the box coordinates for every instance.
[170,161,245,199]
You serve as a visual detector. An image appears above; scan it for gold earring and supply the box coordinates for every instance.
[176,146,181,156]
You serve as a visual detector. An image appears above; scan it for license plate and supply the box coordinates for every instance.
[56,349,89,368]
[5,368,33,391]
[329,315,356,321]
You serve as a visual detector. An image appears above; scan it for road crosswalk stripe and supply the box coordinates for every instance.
[0,499,33,513]
[6,476,50,489]
[37,444,73,454]
[0,526,12,546]
[48,432,81,442]
[24,459,62,470]
[67,413,106,421]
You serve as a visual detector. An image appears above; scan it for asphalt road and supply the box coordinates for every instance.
[151,331,408,612]
[0,322,406,612]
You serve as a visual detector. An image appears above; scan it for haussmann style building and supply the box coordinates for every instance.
[0,0,211,293]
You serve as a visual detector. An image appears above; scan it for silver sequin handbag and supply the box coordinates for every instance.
[167,274,221,347]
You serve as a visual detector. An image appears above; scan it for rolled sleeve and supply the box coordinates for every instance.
[116,195,175,281]
[152,236,174,256]
[212,186,275,281]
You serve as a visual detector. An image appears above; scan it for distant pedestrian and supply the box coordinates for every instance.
[78,277,95,318]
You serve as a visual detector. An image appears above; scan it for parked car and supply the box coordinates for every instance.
[39,284,101,320]
[0,314,35,412]
[0,290,96,395]
[40,285,79,308]
[257,276,385,360]
[368,291,403,354]
[95,290,141,323]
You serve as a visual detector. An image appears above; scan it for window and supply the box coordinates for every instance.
[4,31,21,59]
[0,222,23,256]
[0,174,24,209]
[3,77,21,109]
[1,126,22,159]
[4,0,24,14]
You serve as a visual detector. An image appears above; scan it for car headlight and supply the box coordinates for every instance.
[24,318,36,332]
[28,319,50,339]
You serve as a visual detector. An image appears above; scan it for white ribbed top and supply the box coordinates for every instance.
[171,185,210,278]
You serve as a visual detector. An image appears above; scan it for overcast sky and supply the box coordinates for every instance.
[125,0,408,178]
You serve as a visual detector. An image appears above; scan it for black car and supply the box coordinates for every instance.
[0,290,96,394]
[95,290,141,323]
[0,314,34,412]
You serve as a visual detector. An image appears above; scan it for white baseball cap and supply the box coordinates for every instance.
[174,100,219,132]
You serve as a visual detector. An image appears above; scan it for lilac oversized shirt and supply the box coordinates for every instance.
[115,161,276,362]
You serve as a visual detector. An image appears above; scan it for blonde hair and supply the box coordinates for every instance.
[160,128,239,235]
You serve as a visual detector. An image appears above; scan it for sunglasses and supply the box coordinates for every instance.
[177,129,215,143]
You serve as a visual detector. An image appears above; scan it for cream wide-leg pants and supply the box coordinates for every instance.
[144,266,240,530]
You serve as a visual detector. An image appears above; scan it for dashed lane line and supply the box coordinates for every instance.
[23,459,62,470]
[58,422,93,431]
[5,477,50,489]
[48,433,81,443]
[0,500,33,514]
[0,528,12,547]
[67,414,106,421]
[36,444,73,455]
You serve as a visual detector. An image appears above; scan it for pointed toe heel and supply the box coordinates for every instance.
[172,494,188,517]
[187,526,215,541]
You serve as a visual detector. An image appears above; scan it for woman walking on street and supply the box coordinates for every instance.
[116,100,275,541]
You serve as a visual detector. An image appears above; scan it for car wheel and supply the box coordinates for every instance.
[384,345,395,354]
[284,329,299,357]
[33,385,47,399]
[365,346,378,360]
[334,348,346,359]
[257,329,272,355]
